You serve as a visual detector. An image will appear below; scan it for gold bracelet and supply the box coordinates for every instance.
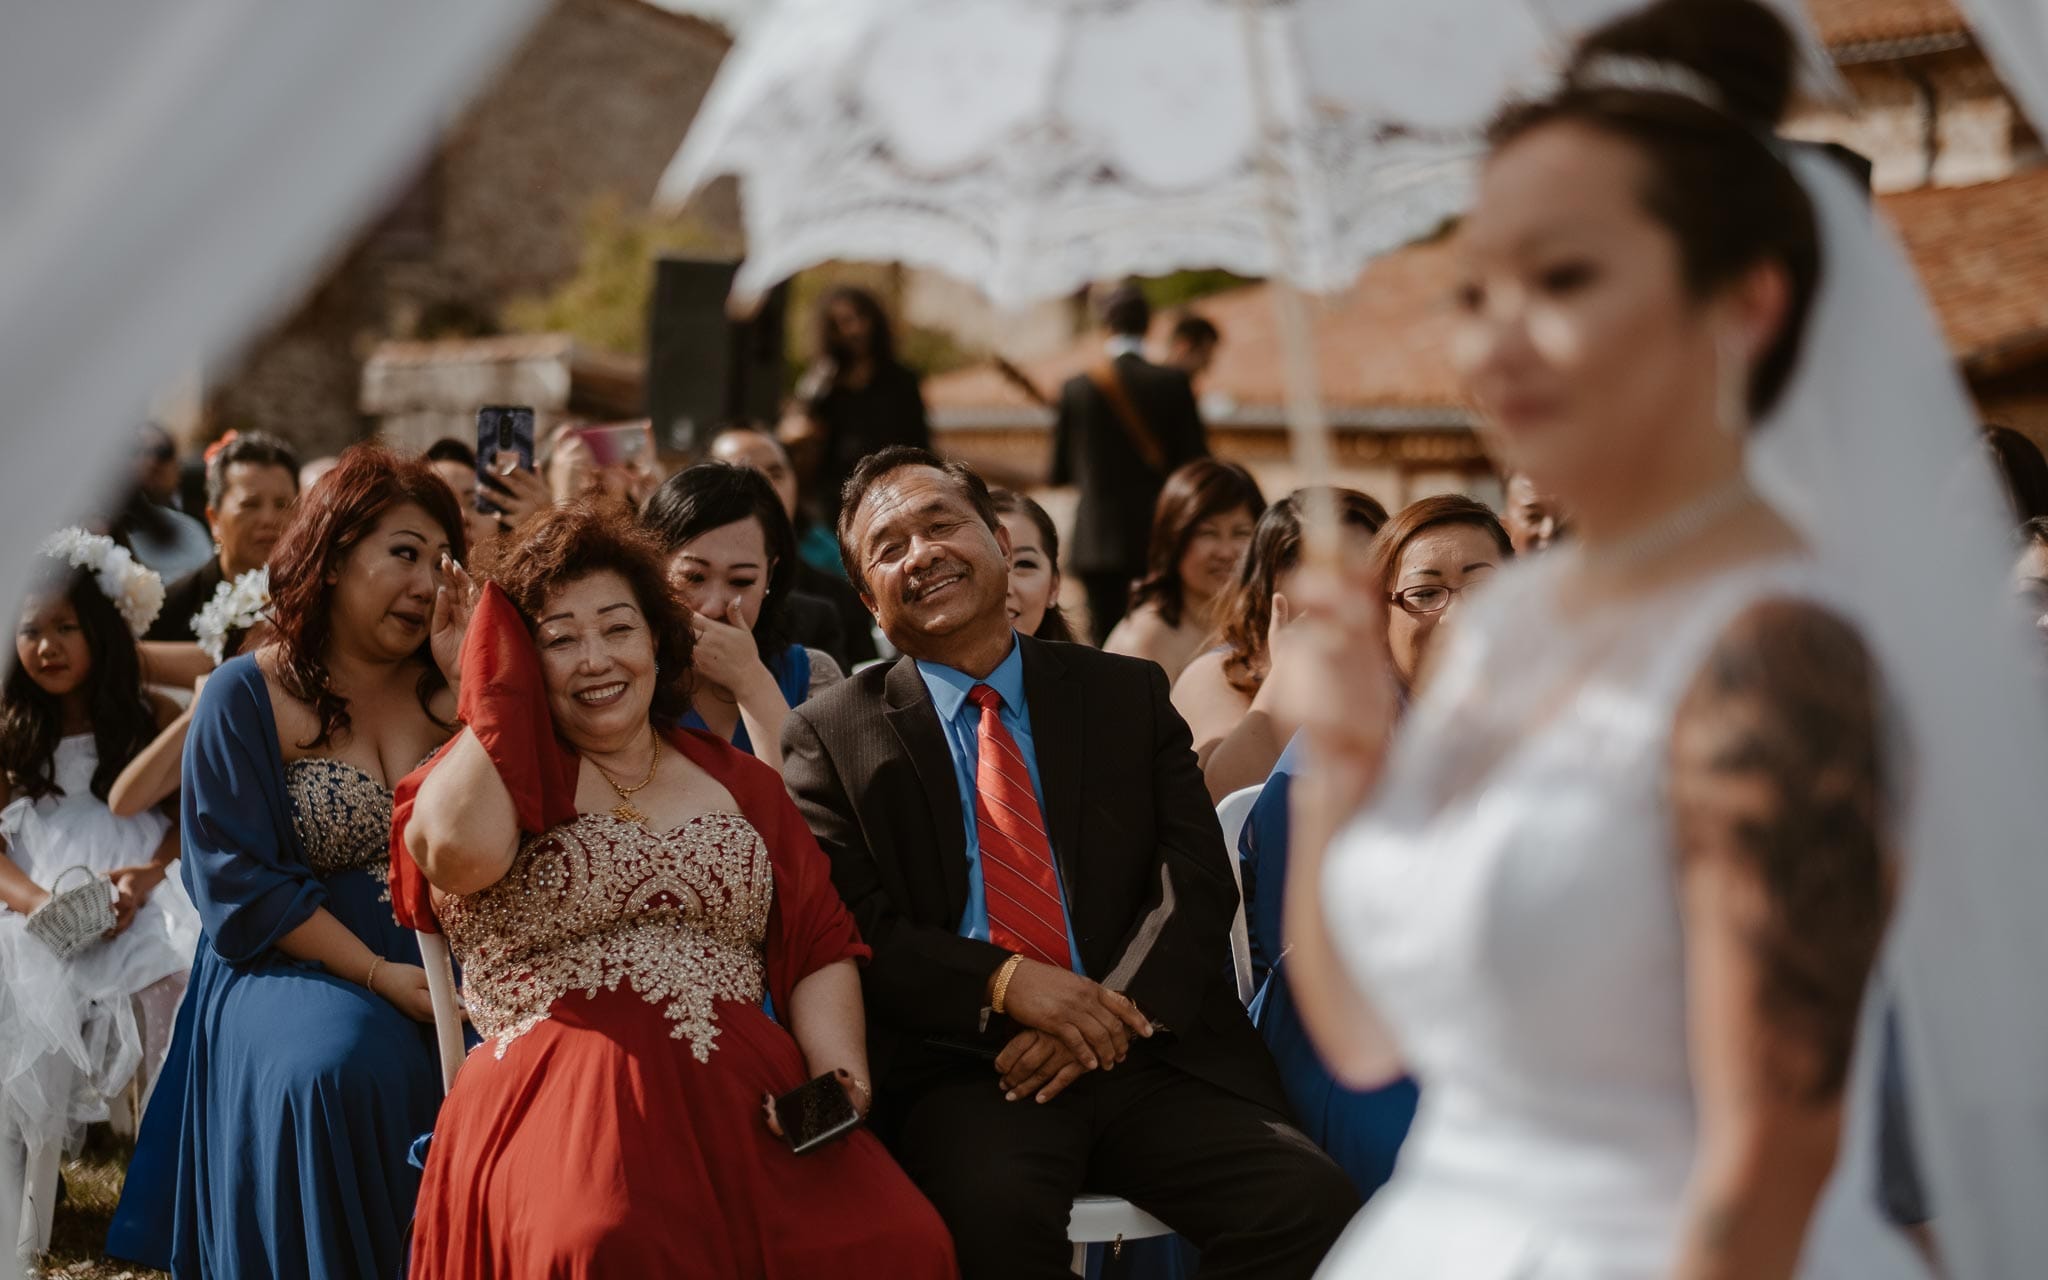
[364,955,385,994]
[990,953,1025,1016]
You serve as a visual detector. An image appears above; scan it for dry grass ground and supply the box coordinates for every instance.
[31,1129,164,1280]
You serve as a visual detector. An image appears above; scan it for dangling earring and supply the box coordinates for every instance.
[1715,326,1750,436]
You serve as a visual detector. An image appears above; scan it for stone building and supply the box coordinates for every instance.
[202,0,732,458]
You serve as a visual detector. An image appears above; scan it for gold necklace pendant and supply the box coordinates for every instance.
[593,728,661,827]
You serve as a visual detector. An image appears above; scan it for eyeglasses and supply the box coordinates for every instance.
[1389,582,1486,616]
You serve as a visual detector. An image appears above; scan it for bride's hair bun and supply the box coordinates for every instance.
[1486,0,1820,424]
[1571,0,1798,132]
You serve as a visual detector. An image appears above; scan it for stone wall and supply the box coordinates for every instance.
[204,0,732,460]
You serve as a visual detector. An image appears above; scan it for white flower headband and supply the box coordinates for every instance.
[39,528,166,637]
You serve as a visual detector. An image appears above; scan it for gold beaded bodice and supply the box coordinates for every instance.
[285,758,394,884]
[439,811,775,1062]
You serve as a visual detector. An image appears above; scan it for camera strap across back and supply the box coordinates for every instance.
[1086,360,1167,473]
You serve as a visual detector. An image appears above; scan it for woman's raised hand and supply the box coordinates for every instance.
[430,554,477,692]
[687,600,768,692]
[1268,561,1400,783]
[484,460,552,530]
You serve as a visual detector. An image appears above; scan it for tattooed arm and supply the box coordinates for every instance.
[1668,600,1895,1280]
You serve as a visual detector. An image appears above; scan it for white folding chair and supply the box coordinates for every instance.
[417,929,466,1093]
[3,1079,63,1272]
[1067,1192,1174,1273]
[1062,784,1268,1273]
[1214,784,1263,1008]
[1,1117,30,1280]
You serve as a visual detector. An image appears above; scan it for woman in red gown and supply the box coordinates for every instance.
[394,501,956,1279]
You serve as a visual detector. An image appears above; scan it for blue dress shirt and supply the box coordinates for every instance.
[916,639,1084,973]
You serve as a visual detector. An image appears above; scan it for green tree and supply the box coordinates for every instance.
[504,192,742,357]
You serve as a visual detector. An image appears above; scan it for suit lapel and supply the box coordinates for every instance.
[1018,637,1083,904]
[882,656,971,918]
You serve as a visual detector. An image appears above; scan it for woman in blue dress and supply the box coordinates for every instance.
[1238,735,1418,1199]
[1236,497,1515,1199]
[108,446,467,1278]
[641,464,844,771]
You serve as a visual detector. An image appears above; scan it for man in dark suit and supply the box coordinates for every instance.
[1051,285,1208,644]
[782,446,1356,1279]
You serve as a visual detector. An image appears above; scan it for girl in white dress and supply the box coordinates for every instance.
[0,533,198,1170]
[1275,3,1923,1276]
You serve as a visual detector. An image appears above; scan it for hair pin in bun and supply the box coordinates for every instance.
[1572,53,1727,114]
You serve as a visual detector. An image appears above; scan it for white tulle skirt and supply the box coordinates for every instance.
[0,782,199,1154]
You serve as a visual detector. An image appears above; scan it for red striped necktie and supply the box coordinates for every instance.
[967,684,1069,968]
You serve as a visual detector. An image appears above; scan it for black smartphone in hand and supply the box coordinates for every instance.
[773,1073,862,1155]
[474,405,535,515]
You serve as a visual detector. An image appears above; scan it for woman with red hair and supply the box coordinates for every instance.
[108,445,466,1279]
[397,500,955,1277]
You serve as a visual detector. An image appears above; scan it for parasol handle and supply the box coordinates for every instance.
[1237,2,1343,564]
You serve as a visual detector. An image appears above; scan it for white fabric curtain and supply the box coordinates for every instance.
[1958,0,2048,149]
[0,0,545,619]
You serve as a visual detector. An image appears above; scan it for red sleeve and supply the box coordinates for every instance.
[680,733,870,1015]
[389,583,581,932]
[761,777,872,1016]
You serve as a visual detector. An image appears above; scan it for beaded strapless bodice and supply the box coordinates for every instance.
[439,811,774,1062]
[285,758,394,882]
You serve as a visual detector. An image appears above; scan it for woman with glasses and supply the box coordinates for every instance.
[1231,497,1507,1199]
[1371,497,1513,697]
[1171,488,1385,802]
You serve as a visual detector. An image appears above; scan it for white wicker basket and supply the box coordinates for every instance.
[24,865,116,959]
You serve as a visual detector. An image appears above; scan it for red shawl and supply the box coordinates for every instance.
[388,584,867,1008]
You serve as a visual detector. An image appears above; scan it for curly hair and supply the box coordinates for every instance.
[267,444,467,749]
[1217,488,1388,697]
[472,499,696,726]
[1,566,159,802]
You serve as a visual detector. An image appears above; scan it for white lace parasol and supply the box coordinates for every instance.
[660,0,1827,310]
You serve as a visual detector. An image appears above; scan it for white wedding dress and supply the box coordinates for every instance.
[0,734,199,1154]
[1316,550,1882,1279]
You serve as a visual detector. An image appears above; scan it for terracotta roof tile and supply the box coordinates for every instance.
[1881,169,2048,368]
[1804,0,1967,49]
[928,236,1470,416]
[930,168,2048,417]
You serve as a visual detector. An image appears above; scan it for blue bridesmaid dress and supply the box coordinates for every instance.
[1240,733,1418,1198]
[106,656,442,1278]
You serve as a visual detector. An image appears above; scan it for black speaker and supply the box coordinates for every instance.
[644,257,787,459]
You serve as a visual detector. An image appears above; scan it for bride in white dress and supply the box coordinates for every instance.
[1273,1,2048,1276]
